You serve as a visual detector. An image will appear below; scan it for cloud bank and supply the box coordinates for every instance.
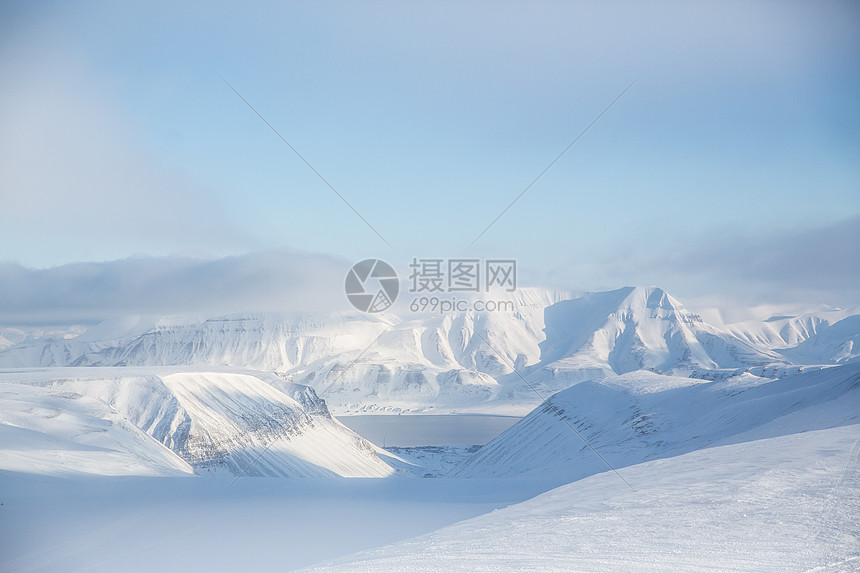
[0,251,352,325]
[2,215,856,328]
[647,215,860,309]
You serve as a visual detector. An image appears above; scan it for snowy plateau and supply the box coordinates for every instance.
[1,286,859,572]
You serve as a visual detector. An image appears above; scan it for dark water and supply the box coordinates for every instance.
[336,414,522,447]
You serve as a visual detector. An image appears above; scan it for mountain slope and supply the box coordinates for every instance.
[0,378,194,477]
[452,363,860,480]
[779,314,860,365]
[0,368,394,477]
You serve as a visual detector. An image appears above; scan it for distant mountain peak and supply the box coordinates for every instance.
[538,285,774,377]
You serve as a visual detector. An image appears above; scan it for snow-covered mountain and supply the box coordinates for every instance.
[528,287,782,389]
[0,367,394,477]
[452,362,860,480]
[779,314,860,365]
[0,286,856,413]
[2,289,859,570]
[723,305,859,349]
[0,289,559,412]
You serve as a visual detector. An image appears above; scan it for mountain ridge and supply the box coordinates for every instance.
[0,286,855,413]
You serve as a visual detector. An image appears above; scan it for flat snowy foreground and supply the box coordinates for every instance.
[303,424,860,572]
[0,474,554,573]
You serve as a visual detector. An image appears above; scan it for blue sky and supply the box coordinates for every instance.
[1,1,858,318]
